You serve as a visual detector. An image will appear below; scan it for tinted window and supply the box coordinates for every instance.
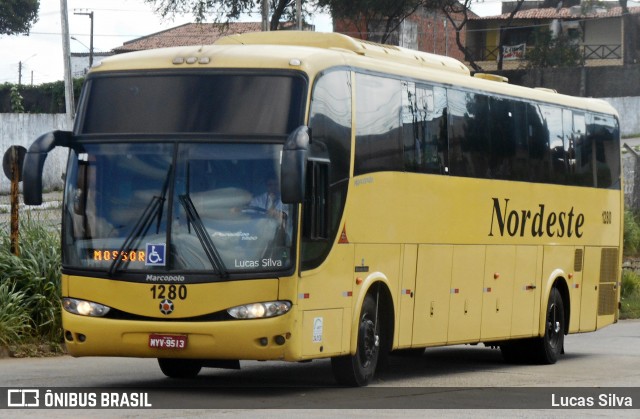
[448,89,491,178]
[488,97,523,180]
[588,113,620,189]
[403,83,448,174]
[354,74,403,175]
[527,103,551,183]
[303,70,352,270]
[82,73,306,135]
[309,70,352,184]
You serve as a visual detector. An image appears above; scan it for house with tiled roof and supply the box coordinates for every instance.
[333,4,476,62]
[112,21,313,53]
[113,22,264,53]
[466,4,640,70]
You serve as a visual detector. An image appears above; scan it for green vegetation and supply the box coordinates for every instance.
[525,28,582,69]
[0,79,83,113]
[624,210,640,256]
[620,270,640,319]
[0,217,63,356]
[622,210,640,319]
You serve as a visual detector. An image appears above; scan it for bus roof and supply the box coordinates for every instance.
[92,31,617,118]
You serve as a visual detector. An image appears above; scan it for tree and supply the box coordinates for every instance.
[525,28,581,68]
[440,0,479,71]
[317,0,444,44]
[146,0,312,31]
[10,86,24,113]
[619,0,638,64]
[0,0,39,35]
[441,0,526,72]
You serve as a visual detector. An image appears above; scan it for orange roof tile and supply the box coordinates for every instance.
[472,5,640,21]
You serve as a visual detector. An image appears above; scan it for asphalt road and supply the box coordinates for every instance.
[1,319,639,417]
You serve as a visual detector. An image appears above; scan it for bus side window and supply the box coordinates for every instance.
[588,113,620,189]
[303,70,352,270]
[402,83,448,175]
[354,73,403,175]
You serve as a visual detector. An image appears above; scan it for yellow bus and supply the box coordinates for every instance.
[23,31,622,386]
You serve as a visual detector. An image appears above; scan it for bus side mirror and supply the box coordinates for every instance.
[23,130,73,205]
[281,126,310,204]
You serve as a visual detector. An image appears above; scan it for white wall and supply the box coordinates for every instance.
[603,97,640,137]
[0,113,71,194]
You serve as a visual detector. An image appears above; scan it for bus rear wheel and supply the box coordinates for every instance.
[532,287,565,364]
[331,293,380,386]
[500,287,565,364]
[158,358,202,378]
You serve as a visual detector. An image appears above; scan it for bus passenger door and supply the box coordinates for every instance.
[411,245,453,347]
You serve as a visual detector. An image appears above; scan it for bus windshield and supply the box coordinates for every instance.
[63,142,295,277]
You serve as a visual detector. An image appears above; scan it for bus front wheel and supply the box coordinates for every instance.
[331,293,380,386]
[158,358,202,378]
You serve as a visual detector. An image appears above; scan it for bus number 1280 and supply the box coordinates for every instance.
[150,284,187,300]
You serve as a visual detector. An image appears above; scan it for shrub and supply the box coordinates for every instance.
[0,217,62,344]
[623,210,640,256]
[0,282,31,347]
[621,270,640,299]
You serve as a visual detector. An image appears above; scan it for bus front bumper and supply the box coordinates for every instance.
[62,310,295,361]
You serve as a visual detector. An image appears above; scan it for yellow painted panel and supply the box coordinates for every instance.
[398,244,417,347]
[412,245,453,347]
[568,247,584,333]
[448,246,484,344]
[301,309,343,357]
[580,247,600,331]
[510,246,541,337]
[481,246,515,341]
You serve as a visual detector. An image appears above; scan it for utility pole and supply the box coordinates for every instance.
[18,61,22,86]
[262,0,269,31]
[74,10,94,67]
[60,0,75,121]
[296,0,302,30]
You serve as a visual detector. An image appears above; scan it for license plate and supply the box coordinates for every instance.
[149,334,187,350]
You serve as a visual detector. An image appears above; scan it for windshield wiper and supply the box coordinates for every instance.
[108,195,164,276]
[108,164,172,277]
[178,194,229,278]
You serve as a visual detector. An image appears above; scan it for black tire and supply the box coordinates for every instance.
[331,293,380,386]
[531,287,565,364]
[158,358,202,378]
[501,287,566,365]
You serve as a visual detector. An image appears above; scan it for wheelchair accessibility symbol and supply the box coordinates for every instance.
[145,243,166,266]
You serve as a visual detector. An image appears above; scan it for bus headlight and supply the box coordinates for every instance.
[63,298,111,317]
[227,301,291,319]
